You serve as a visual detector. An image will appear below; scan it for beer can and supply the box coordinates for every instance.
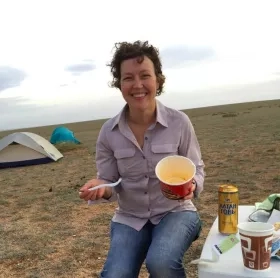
[218,184,239,234]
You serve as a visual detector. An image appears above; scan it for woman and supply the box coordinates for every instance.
[79,40,205,278]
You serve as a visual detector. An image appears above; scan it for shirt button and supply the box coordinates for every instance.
[143,156,146,159]
[144,175,148,178]
[144,192,148,194]
[145,137,148,140]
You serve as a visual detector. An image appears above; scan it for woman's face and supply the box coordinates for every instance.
[120,56,159,112]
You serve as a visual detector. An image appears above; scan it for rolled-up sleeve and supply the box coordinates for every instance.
[178,113,205,198]
[95,124,120,202]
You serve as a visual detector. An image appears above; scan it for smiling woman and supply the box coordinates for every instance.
[79,40,205,278]
[107,41,166,129]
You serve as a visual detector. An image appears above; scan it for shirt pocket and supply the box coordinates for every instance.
[114,148,144,178]
[150,143,179,169]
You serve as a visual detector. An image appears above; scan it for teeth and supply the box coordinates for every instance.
[133,93,146,98]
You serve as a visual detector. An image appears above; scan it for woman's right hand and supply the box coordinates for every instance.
[79,179,109,201]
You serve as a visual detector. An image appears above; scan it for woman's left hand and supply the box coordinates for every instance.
[183,182,196,200]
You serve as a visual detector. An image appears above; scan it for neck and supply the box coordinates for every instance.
[127,101,157,126]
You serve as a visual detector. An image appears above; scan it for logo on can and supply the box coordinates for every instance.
[218,184,239,234]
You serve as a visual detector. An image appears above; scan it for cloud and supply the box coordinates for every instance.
[64,60,96,75]
[0,97,37,130]
[0,96,38,113]
[160,45,215,68]
[0,66,27,92]
[0,96,48,131]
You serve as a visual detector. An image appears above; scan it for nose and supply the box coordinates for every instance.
[132,76,143,88]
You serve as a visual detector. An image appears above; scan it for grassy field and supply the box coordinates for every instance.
[1,99,280,277]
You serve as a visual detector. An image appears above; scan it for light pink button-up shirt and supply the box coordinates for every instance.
[95,100,205,231]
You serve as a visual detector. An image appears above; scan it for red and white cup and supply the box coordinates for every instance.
[155,155,196,200]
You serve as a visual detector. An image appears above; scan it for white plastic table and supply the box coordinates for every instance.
[198,205,280,278]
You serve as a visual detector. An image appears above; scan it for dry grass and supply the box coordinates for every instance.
[1,99,280,278]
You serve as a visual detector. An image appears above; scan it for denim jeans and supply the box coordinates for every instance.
[100,210,201,278]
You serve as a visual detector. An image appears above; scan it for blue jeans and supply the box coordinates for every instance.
[100,211,201,278]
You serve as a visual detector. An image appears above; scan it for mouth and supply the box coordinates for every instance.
[131,93,147,98]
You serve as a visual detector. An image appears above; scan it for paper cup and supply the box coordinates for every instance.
[238,222,274,271]
[155,155,196,200]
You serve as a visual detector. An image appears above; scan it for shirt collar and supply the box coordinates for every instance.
[110,99,168,131]
[110,105,127,130]
[155,99,168,128]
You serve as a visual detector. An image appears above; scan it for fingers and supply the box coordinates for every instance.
[85,190,97,201]
[96,188,105,199]
[79,188,98,201]
[79,180,106,201]
[79,184,92,199]
[183,184,196,200]
[183,191,194,200]
[87,188,105,200]
[190,184,196,192]
[79,183,93,196]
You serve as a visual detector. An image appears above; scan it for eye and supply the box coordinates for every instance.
[123,77,132,81]
[142,74,151,78]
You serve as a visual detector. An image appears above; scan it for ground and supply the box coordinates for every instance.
[1,99,280,277]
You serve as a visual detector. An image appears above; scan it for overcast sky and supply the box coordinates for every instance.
[0,0,280,130]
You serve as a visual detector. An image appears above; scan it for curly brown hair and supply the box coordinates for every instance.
[107,40,166,96]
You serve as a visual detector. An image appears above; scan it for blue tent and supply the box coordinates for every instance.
[50,126,80,144]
